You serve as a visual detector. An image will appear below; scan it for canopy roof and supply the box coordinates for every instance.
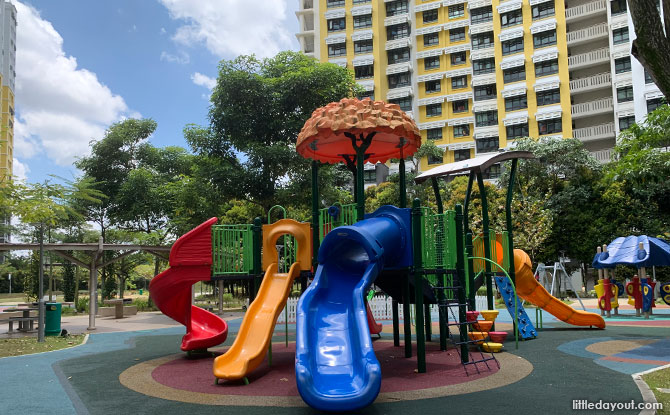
[592,235,670,269]
[296,98,421,164]
[414,150,534,183]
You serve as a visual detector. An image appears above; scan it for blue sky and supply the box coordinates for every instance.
[14,0,301,182]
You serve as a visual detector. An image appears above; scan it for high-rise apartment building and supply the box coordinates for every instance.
[296,0,665,174]
[0,0,16,180]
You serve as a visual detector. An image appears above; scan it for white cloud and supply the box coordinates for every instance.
[160,50,190,64]
[159,0,296,59]
[14,1,132,166]
[12,158,29,181]
[191,72,216,90]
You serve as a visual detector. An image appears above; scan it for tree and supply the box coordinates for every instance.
[627,0,670,100]
[203,51,361,212]
[62,261,76,302]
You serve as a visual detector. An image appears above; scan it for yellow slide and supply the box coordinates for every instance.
[213,262,300,380]
[213,218,311,381]
[514,249,606,329]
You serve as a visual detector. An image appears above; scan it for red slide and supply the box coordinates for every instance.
[149,218,228,351]
[366,301,382,337]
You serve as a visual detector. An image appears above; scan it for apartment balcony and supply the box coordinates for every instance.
[572,97,613,118]
[386,37,411,50]
[566,23,609,46]
[565,0,607,23]
[573,122,615,141]
[590,148,613,163]
[385,14,410,27]
[568,48,610,70]
[569,72,611,94]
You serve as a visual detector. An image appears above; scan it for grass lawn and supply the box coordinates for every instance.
[0,334,86,358]
[643,367,670,414]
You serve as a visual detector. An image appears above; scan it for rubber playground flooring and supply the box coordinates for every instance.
[1,313,667,415]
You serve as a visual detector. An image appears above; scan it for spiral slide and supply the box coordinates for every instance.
[149,218,229,351]
[295,206,413,412]
[514,249,605,329]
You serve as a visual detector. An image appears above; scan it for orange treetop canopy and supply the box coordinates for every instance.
[296,98,421,164]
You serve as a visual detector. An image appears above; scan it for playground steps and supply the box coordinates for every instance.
[494,275,537,340]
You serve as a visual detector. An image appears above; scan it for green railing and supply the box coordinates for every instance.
[421,209,459,299]
[212,224,254,275]
[318,203,358,242]
[268,205,299,274]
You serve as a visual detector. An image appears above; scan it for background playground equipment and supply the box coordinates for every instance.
[593,236,670,318]
[661,282,670,305]
[149,218,229,352]
[595,246,619,317]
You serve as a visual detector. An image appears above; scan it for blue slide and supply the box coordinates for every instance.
[295,206,412,412]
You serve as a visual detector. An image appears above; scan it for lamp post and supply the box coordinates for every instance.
[7,273,11,295]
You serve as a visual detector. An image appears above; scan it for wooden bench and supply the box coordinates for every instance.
[8,317,38,333]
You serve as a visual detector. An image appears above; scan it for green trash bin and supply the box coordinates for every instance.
[45,302,62,336]
[139,289,143,296]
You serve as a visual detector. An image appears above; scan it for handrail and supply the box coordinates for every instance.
[468,256,519,350]
[267,205,287,222]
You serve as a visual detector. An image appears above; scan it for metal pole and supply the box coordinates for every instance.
[505,159,518,286]
[7,273,10,295]
[399,158,407,208]
[38,224,45,342]
[454,205,468,363]
[412,199,426,373]
[475,171,494,313]
[252,217,262,300]
[88,259,96,330]
[355,146,365,220]
[311,160,320,270]
[392,299,400,347]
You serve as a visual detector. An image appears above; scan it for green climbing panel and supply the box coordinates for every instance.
[212,224,254,275]
[318,203,358,242]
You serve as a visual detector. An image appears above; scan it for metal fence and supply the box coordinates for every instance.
[211,224,254,275]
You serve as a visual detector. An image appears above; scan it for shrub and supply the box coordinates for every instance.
[133,298,158,312]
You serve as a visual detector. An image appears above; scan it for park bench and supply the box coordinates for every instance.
[103,298,133,319]
[8,316,37,333]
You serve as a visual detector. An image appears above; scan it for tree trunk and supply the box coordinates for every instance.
[119,276,125,299]
[628,0,670,100]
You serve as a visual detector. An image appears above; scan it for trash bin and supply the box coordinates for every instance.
[139,289,143,296]
[45,302,62,336]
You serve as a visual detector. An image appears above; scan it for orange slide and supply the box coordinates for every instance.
[213,219,311,381]
[514,249,605,329]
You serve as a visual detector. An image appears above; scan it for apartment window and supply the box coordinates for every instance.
[453,100,468,113]
[644,70,654,84]
[363,169,376,183]
[502,37,524,55]
[618,115,635,130]
[647,98,664,113]
[500,9,522,27]
[535,59,558,76]
[538,118,562,135]
[355,65,374,79]
[327,18,345,32]
[353,14,372,29]
[473,58,495,74]
[425,56,441,70]
[506,123,529,139]
[451,51,467,65]
[448,4,465,18]
[428,153,444,165]
[476,136,499,153]
[386,0,409,16]
[388,47,410,64]
[532,2,555,20]
[327,0,345,8]
[424,32,440,47]
[472,32,494,49]
[475,110,498,126]
[615,57,632,73]
[425,79,441,94]
[328,43,346,57]
[612,27,629,45]
[454,125,470,137]
[354,39,373,54]
[454,149,471,162]
[474,84,497,101]
[470,6,493,24]
[426,103,443,117]
[388,72,411,88]
[611,0,627,15]
[616,86,634,102]
[505,95,527,111]
[483,164,501,179]
[536,89,561,106]
[503,66,526,83]
[427,128,443,140]
[387,23,410,40]
[452,75,467,89]
[357,91,375,100]
[450,27,466,42]
[533,30,557,48]
[389,97,412,111]
[353,0,371,3]
[423,9,438,24]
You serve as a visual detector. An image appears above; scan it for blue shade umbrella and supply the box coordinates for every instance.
[592,235,670,269]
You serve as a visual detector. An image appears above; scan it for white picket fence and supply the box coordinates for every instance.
[275,295,488,323]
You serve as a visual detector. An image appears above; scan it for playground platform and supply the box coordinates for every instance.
[1,309,668,414]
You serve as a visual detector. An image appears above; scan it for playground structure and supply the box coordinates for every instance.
[151,98,607,412]
[593,235,670,318]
